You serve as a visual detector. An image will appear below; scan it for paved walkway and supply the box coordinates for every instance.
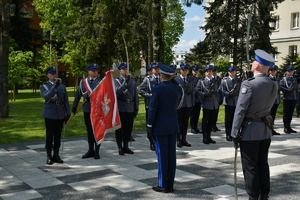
[1,117,300,200]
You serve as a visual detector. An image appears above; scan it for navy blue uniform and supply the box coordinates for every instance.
[280,75,299,132]
[40,81,70,163]
[190,76,202,133]
[147,80,183,190]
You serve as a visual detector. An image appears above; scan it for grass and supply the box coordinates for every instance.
[0,87,287,144]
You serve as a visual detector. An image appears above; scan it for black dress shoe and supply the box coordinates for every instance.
[289,129,297,133]
[82,150,95,159]
[226,135,233,141]
[152,186,169,193]
[191,129,197,134]
[212,127,221,131]
[182,139,192,147]
[130,136,135,141]
[150,143,155,151]
[167,187,174,193]
[272,130,280,135]
[46,156,53,165]
[52,154,63,163]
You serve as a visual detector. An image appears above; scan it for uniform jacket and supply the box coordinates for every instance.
[193,77,202,103]
[72,77,102,113]
[147,81,183,136]
[115,77,139,113]
[195,77,219,110]
[213,75,223,103]
[268,74,281,104]
[174,75,195,107]
[137,74,160,108]
[40,82,70,120]
[221,76,241,106]
[280,75,299,100]
[231,73,277,141]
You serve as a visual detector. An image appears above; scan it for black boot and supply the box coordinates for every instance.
[288,125,297,133]
[123,141,134,154]
[226,130,232,141]
[181,134,191,147]
[150,142,155,151]
[117,141,124,155]
[52,148,63,163]
[249,196,258,200]
[259,194,269,200]
[177,134,182,148]
[82,143,95,158]
[46,149,53,165]
[208,132,216,144]
[94,144,100,159]
[203,132,210,144]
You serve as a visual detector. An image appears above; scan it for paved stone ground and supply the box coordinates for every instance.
[1,117,300,200]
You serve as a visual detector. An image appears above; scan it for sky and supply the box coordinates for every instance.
[174,2,206,52]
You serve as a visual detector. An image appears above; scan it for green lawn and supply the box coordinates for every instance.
[0,88,286,144]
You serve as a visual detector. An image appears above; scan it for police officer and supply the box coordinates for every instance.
[40,67,70,165]
[190,65,202,134]
[147,64,183,193]
[115,63,139,155]
[211,66,222,132]
[137,62,160,151]
[72,64,102,159]
[268,65,281,135]
[174,64,195,147]
[195,65,219,144]
[294,69,300,117]
[231,49,277,200]
[280,66,298,133]
[220,66,240,141]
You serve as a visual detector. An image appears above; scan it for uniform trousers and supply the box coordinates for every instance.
[224,105,235,132]
[283,100,297,127]
[202,108,218,133]
[154,134,177,189]
[296,97,300,116]
[177,107,192,138]
[212,106,220,128]
[84,112,96,144]
[115,112,134,142]
[240,138,271,197]
[190,102,201,129]
[270,103,279,123]
[45,118,64,150]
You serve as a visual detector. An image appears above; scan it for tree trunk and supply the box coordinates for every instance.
[0,0,10,118]
[147,0,153,65]
[152,0,163,63]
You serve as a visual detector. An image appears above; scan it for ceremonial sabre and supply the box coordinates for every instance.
[65,100,87,125]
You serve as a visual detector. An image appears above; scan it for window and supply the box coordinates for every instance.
[181,55,184,58]
[176,55,179,58]
[289,45,297,56]
[273,47,278,61]
[291,13,299,28]
[272,16,279,30]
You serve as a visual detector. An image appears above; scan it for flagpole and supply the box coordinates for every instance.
[65,100,87,125]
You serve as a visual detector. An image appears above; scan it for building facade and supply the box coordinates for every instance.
[270,0,300,66]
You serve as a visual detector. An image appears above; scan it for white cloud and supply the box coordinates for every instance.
[185,15,203,22]
[174,39,198,51]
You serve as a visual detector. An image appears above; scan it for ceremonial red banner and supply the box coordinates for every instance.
[90,70,121,144]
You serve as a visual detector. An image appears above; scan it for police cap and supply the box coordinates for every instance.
[45,66,56,74]
[254,49,275,66]
[180,63,190,69]
[269,65,278,70]
[227,66,236,71]
[169,65,177,70]
[118,63,127,70]
[191,65,200,71]
[285,66,294,71]
[159,64,174,76]
[87,63,99,70]
[213,66,218,71]
[204,65,214,71]
[146,65,153,71]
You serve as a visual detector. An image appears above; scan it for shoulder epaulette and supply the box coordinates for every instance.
[247,77,255,81]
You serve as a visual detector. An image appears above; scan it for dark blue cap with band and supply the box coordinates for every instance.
[118,63,127,70]
[147,65,153,70]
[169,65,177,70]
[45,66,56,74]
[180,63,190,69]
[191,65,200,70]
[204,65,214,71]
[227,66,236,71]
[285,66,294,71]
[213,66,218,71]
[269,65,278,70]
[254,49,275,66]
[151,62,159,68]
[87,63,99,70]
[159,64,174,76]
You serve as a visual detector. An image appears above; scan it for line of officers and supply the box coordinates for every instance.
[40,62,300,164]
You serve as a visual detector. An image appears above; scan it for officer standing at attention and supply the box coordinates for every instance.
[72,64,102,159]
[268,65,281,135]
[137,62,160,151]
[211,66,222,132]
[147,64,183,193]
[40,66,70,165]
[115,63,139,155]
[174,64,194,147]
[195,65,219,144]
[220,66,240,141]
[190,65,202,134]
[231,49,277,200]
[280,66,298,134]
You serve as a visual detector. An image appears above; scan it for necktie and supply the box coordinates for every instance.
[90,79,94,85]
[183,78,186,84]
[156,77,159,84]
[232,79,235,85]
